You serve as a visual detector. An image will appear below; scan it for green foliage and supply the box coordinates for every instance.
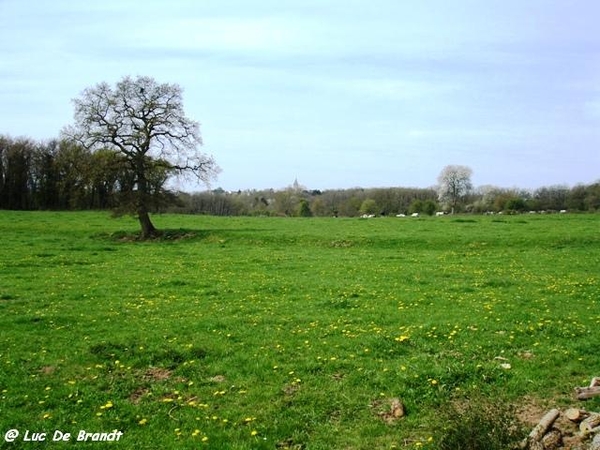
[297,199,312,217]
[359,198,378,215]
[408,199,423,214]
[505,197,527,212]
[0,212,599,449]
[422,199,437,216]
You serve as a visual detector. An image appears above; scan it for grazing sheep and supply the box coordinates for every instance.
[411,212,419,218]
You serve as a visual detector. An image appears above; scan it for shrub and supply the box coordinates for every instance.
[434,397,525,450]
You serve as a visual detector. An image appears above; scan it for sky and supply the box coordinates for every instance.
[1,0,599,192]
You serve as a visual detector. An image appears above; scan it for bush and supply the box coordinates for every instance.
[434,397,525,450]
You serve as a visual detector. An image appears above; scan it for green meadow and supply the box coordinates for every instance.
[0,211,599,449]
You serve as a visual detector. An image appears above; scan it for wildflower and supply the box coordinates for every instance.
[138,418,147,425]
[251,430,258,436]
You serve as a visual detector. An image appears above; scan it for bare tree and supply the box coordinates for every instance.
[62,75,220,238]
[437,165,473,213]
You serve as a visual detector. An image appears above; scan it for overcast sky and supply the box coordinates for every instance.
[1,1,599,191]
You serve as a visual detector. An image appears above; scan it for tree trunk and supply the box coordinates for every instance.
[576,386,600,400]
[138,207,158,239]
[565,408,589,422]
[522,409,560,448]
[580,414,600,435]
[135,159,159,239]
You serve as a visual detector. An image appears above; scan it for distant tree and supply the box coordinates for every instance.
[533,185,569,211]
[88,148,126,209]
[338,195,363,217]
[584,182,600,211]
[422,199,437,216]
[359,198,378,215]
[62,75,219,238]
[437,165,473,213]
[0,136,35,210]
[408,199,423,215]
[274,189,297,216]
[297,199,313,217]
[309,197,327,216]
[504,197,526,212]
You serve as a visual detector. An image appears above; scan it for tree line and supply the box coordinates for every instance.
[0,135,172,212]
[171,182,600,217]
[2,134,599,217]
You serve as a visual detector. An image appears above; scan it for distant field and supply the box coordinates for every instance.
[0,211,599,449]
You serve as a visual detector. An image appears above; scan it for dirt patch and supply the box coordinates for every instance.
[371,397,406,424]
[209,375,226,383]
[143,367,172,381]
[40,366,56,375]
[129,387,149,404]
[516,397,550,426]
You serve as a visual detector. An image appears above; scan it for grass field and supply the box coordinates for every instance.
[0,211,599,449]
